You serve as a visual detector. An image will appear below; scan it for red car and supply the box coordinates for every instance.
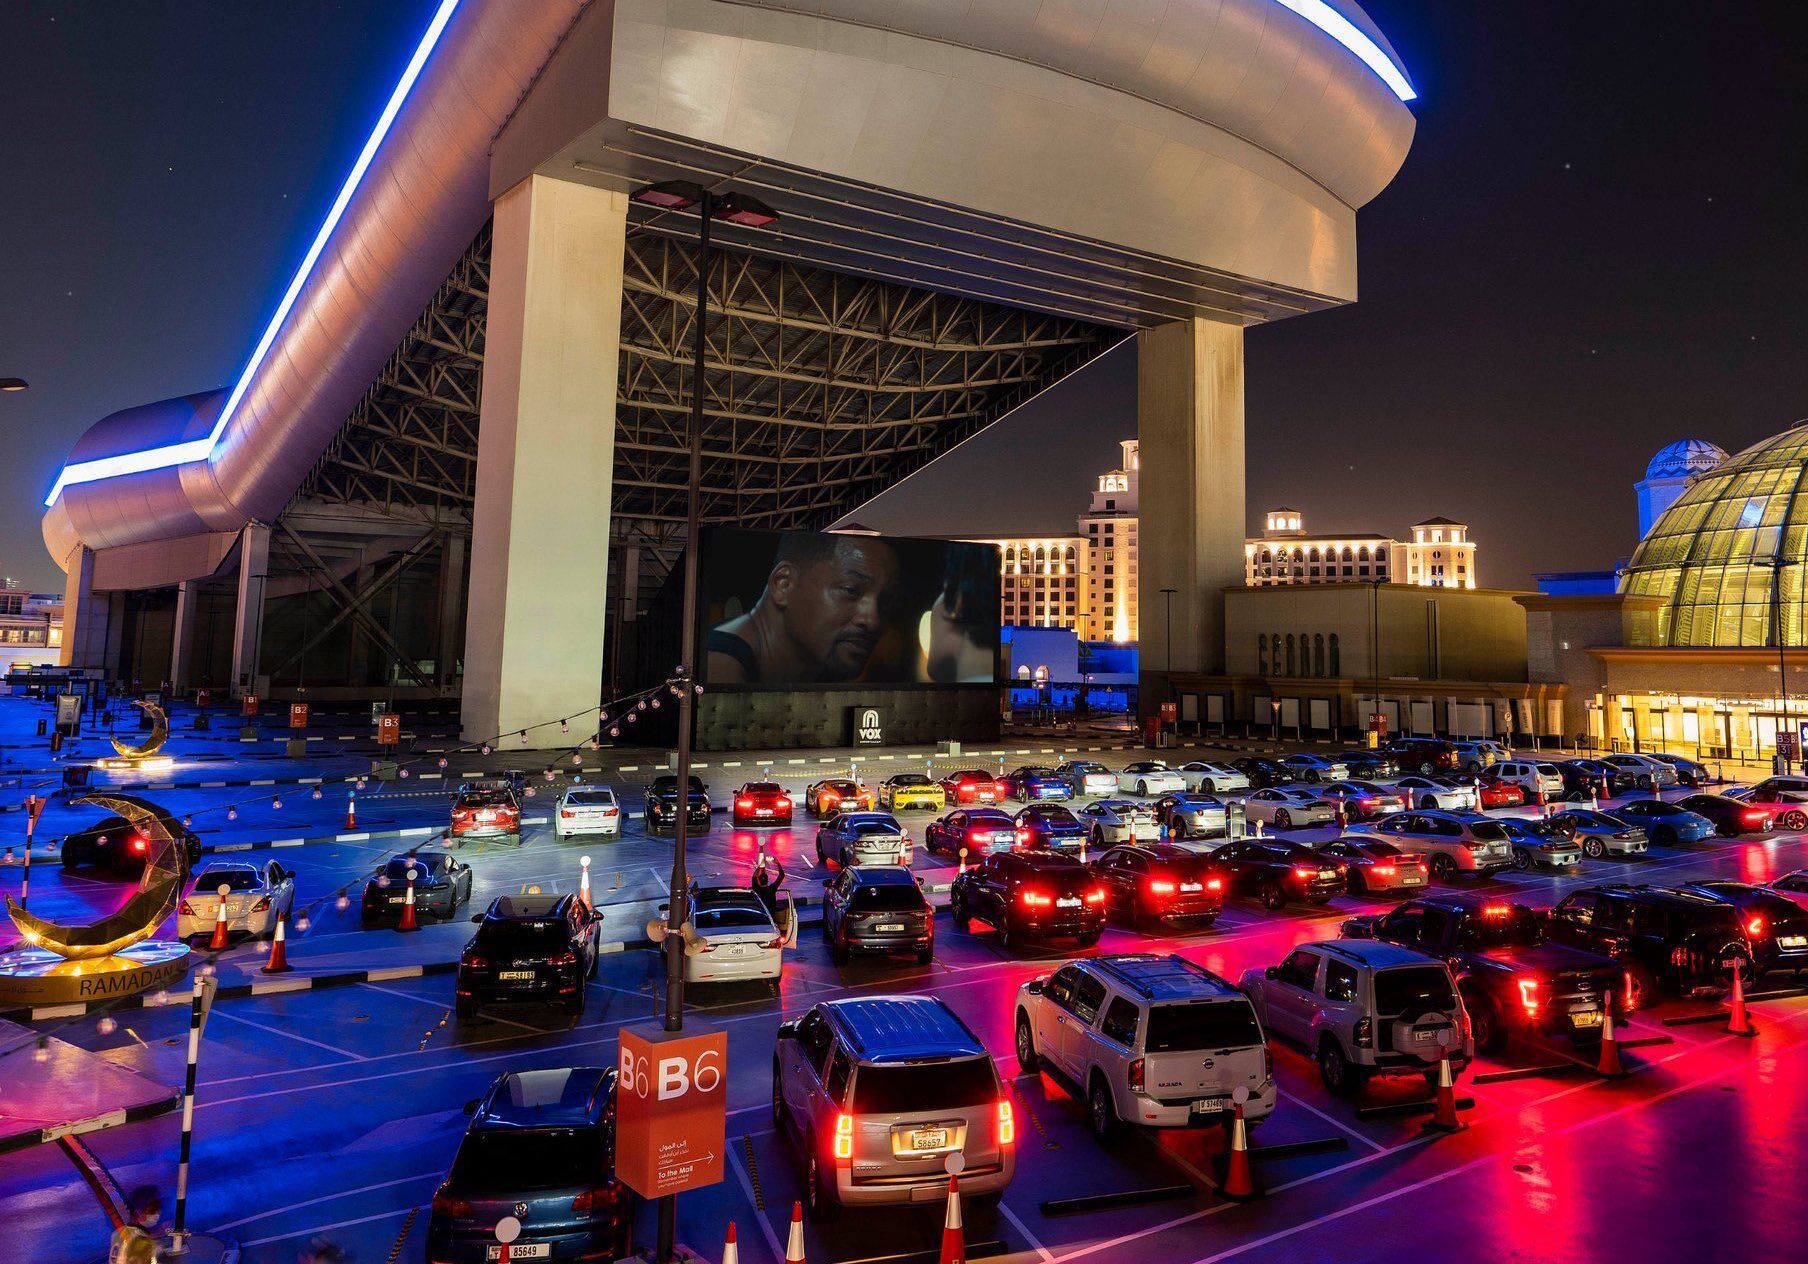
[732,781,793,827]
[450,784,521,840]
[940,769,1001,805]
[1475,778,1525,809]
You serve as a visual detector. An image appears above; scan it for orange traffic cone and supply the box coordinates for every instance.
[345,791,357,831]
[262,915,291,973]
[938,1172,965,1264]
[785,1200,806,1262]
[1425,1050,1464,1131]
[957,847,968,876]
[1596,990,1625,1076]
[579,855,592,911]
[397,868,420,933]
[208,888,230,951]
[1726,960,1755,1036]
[1220,1101,1257,1199]
[721,1221,738,1264]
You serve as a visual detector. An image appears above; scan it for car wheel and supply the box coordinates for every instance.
[1419,762,1434,775]
[1431,854,1457,881]
[1582,837,1607,860]
[916,945,933,966]
[806,1150,841,1222]
[1137,780,1148,796]
[951,893,971,932]
[997,918,1015,952]
[771,1065,788,1133]
[1201,779,1216,794]
[1274,809,1292,830]
[1016,1013,1040,1073]
[1420,797,1437,811]
[1347,869,1368,895]
[1092,827,1106,847]
[1259,881,1286,912]
[1077,931,1100,948]
[1088,1075,1120,1141]
[1512,846,1532,871]
[1467,995,1503,1053]
[830,933,849,966]
[1317,1036,1361,1097]
[815,839,826,866]
[455,998,477,1024]
[1783,811,1808,832]
[1638,774,1653,790]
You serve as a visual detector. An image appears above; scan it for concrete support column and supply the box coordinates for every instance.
[59,546,113,672]
[437,533,467,692]
[231,523,271,697]
[462,175,626,745]
[169,580,199,690]
[1137,317,1246,707]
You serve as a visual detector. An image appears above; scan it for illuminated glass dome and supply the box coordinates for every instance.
[1644,438,1727,481]
[1623,424,1808,646]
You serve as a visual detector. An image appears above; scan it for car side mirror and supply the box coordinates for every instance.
[470,914,484,923]
[463,1099,479,1115]
[776,1020,799,1041]
[1024,978,1044,995]
[1264,966,1278,979]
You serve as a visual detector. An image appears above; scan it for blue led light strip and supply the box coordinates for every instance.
[44,0,464,507]
[1271,0,1416,101]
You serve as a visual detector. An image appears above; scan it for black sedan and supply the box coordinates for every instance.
[362,850,473,924]
[59,811,201,875]
[1230,756,1296,789]
[1674,793,1772,838]
[1211,839,1343,910]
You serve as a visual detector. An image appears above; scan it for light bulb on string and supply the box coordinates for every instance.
[560,719,569,733]
[311,786,322,800]
[519,730,528,744]
[294,914,311,932]
[97,1016,118,1036]
[228,807,238,822]
[272,795,283,810]
[481,743,492,756]
[438,756,448,768]
[610,726,621,738]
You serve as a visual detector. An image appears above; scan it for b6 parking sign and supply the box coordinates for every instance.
[615,1024,727,1198]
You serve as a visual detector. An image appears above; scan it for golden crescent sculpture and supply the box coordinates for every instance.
[4,794,185,960]
[110,701,170,761]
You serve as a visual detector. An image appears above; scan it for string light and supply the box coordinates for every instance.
[311,786,322,800]
[335,895,351,911]
[610,726,621,738]
[438,756,448,768]
[518,730,528,744]
[481,743,492,756]
[560,719,569,733]
[97,1016,118,1036]
[271,795,283,809]
[650,697,662,710]
[228,807,238,821]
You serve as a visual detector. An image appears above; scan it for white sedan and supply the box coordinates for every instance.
[1116,762,1186,795]
[1076,798,1162,846]
[684,886,791,991]
[554,786,622,838]
[1392,776,1478,812]
[1177,761,1250,794]
[1242,787,1336,830]
[178,861,296,942]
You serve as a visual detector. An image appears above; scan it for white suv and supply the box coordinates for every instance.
[1489,760,1564,801]
[1014,954,1275,1141]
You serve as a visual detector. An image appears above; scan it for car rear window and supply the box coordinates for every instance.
[850,884,927,911]
[477,920,569,952]
[852,1057,996,1113]
[565,791,614,806]
[853,821,901,836]
[194,869,258,892]
[1467,821,1509,841]
[1145,1000,1262,1052]
[454,1128,597,1191]
[457,791,513,809]
[383,854,446,879]
[694,908,771,931]
[892,775,930,786]
[1374,966,1456,1013]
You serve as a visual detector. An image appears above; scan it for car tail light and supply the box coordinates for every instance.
[1264,1046,1273,1079]
[129,834,148,854]
[571,1185,618,1214]
[1016,829,1030,846]
[1747,916,1766,937]
[1517,977,1542,1016]
[1482,903,1511,917]
[777,797,791,809]
[1147,880,1177,895]
[453,809,472,821]
[463,954,488,969]
[1293,866,1317,879]
[1372,865,1396,878]
[554,951,578,967]
[1085,887,1106,905]
[1127,1058,1145,1093]
[1021,891,1053,908]
[1353,1017,1373,1048]
[602,806,618,816]
[431,1186,470,1218]
[560,809,575,819]
[737,798,753,810]
[996,1099,1015,1146]
[833,1112,855,1160]
[178,900,195,916]
[249,896,271,913]
[1622,970,1640,1012]
[1206,878,1223,891]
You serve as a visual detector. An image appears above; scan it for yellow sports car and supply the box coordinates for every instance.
[877,773,947,812]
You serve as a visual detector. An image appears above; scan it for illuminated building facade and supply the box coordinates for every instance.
[1244,510,1476,589]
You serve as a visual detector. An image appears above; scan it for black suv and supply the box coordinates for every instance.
[1211,839,1343,911]
[950,851,1105,950]
[1088,843,1224,929]
[1344,894,1620,1052]
[456,893,601,1022]
[1675,881,1808,977]
[1229,756,1295,789]
[645,775,710,837]
[1545,884,1753,1004]
[822,866,935,964]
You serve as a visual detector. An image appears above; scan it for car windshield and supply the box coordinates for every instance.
[1374,966,1457,1013]
[850,884,927,910]
[1145,1001,1263,1052]
[194,869,257,892]
[851,1057,995,1113]
[457,791,512,809]
[1030,807,1079,825]
[453,1128,596,1192]
[1072,763,1107,774]
[1457,906,1542,948]
[694,907,772,931]
[966,811,1013,826]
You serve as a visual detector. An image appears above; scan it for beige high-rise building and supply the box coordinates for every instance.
[1244,510,1477,589]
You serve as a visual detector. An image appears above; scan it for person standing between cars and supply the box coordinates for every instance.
[751,852,787,918]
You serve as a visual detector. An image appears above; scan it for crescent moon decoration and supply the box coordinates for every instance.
[109,701,170,761]
[4,794,184,960]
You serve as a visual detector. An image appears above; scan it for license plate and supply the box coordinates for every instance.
[756,809,772,816]
[1056,896,1081,908]
[1180,883,1203,893]
[1571,1010,1603,1029]
[499,970,534,981]
[1400,875,1426,885]
[876,923,906,932]
[478,812,495,823]
[388,895,405,904]
[1319,870,1338,880]
[910,1128,948,1150]
[489,1245,549,1260]
[1781,935,1807,949]
[1192,1098,1225,1113]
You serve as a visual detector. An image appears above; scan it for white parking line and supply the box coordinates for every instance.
[1273,1087,1386,1153]
[241,1206,415,1249]
[999,1199,1056,1263]
[213,1171,441,1232]
[207,1006,364,1060]
[727,1142,786,1261]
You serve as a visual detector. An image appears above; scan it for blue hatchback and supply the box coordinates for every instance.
[1609,798,1719,845]
[429,1068,633,1264]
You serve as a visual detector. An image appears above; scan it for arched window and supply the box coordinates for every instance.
[1257,634,1268,675]
[1329,634,1341,677]
[1314,634,1326,677]
[1308,547,1321,563]
[1065,546,1077,564]
[1357,545,1370,562]
[1343,546,1355,563]
[1259,548,1272,564]
[1285,634,1296,676]
[1375,547,1388,564]
[1272,633,1282,675]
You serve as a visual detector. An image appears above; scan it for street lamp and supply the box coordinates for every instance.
[1754,546,1799,772]
[628,177,779,1264]
[1368,577,1384,746]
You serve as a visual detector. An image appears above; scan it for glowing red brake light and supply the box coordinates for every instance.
[1148,879,1177,894]
[1021,890,1053,907]
[178,899,195,916]
[1747,916,1766,937]
[1016,829,1030,845]
[996,1098,1015,1146]
[571,1185,618,1214]
[1085,887,1106,905]
[777,796,791,808]
[432,1186,471,1218]
[1293,866,1316,878]
[129,834,148,854]
[1206,878,1223,891]
[1127,1057,1145,1093]
[834,1112,855,1160]
[1372,865,1396,877]
[1482,903,1511,917]
[1744,811,1763,824]
[737,798,753,810]
[1517,977,1541,1015]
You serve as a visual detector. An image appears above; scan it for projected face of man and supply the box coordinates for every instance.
[773,539,898,680]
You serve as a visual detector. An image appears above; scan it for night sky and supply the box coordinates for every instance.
[5,1,1807,593]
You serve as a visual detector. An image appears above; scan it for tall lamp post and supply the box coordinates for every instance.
[1755,547,1799,773]
[1368,578,1384,746]
[628,178,779,1263]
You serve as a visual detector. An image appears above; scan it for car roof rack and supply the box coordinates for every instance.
[1087,953,1236,1000]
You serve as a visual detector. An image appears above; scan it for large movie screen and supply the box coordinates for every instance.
[698,528,1000,687]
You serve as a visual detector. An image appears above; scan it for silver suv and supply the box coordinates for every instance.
[773,996,1014,1220]
[815,810,911,869]
[1238,939,1472,1095]
[1014,954,1275,1141]
[1362,811,1514,879]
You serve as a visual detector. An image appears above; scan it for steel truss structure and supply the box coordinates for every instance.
[287,218,1116,677]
